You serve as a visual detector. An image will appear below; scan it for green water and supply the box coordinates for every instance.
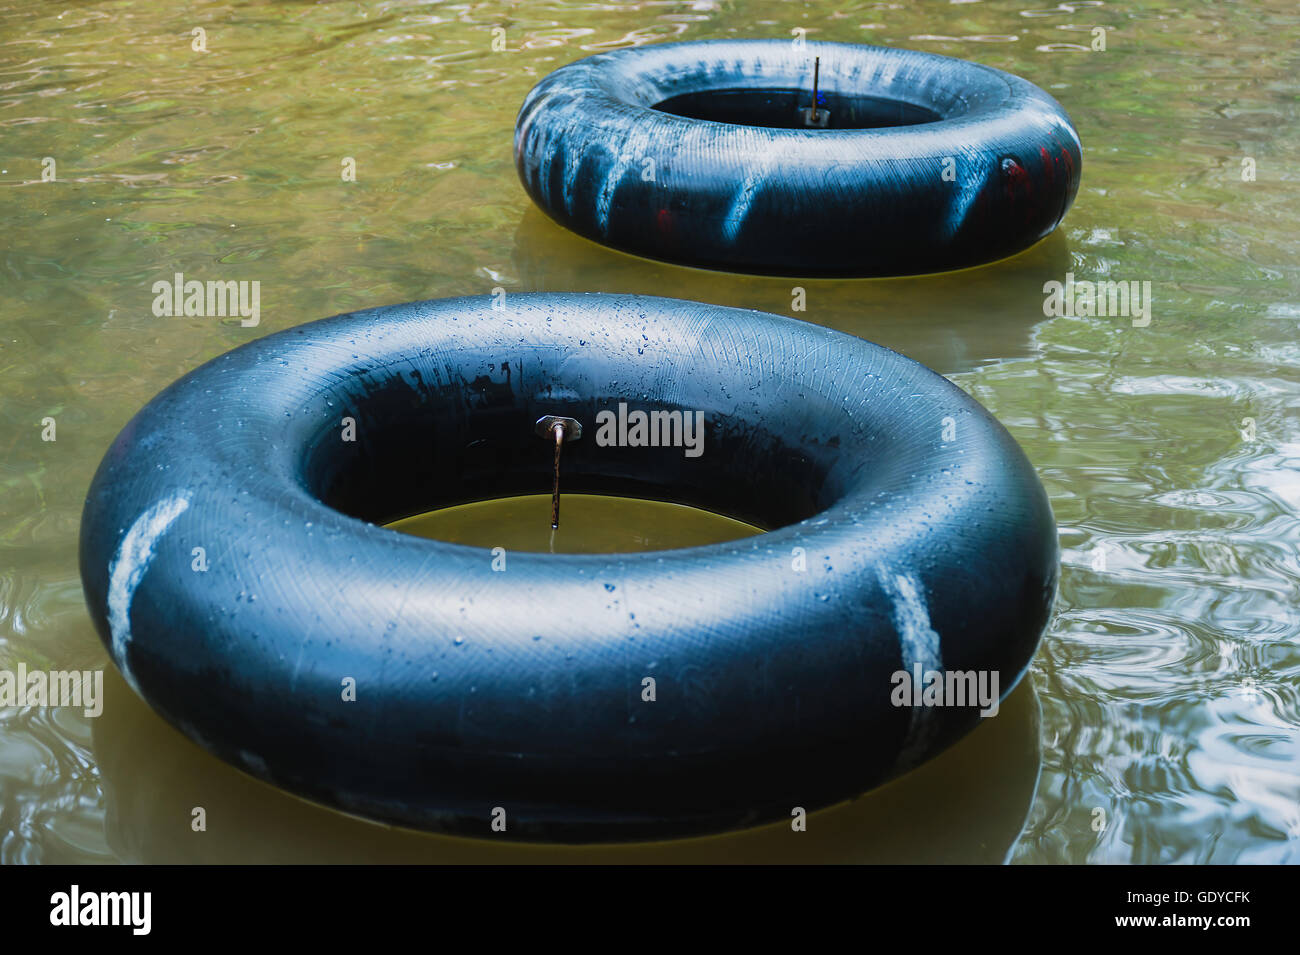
[389,495,763,553]
[2,0,1298,863]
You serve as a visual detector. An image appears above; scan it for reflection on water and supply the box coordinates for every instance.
[1,0,1298,863]
[91,666,1040,863]
[512,208,1073,374]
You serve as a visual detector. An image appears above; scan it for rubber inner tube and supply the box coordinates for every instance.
[79,293,1058,842]
[515,39,1082,277]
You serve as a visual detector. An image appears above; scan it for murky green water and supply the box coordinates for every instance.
[2,0,1298,863]
[390,495,763,553]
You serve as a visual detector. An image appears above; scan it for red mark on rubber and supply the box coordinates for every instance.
[1001,157,1030,199]
[1059,145,1075,179]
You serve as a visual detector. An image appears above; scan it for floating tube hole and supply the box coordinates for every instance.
[298,378,852,535]
[652,88,943,130]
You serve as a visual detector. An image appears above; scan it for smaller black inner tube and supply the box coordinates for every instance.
[652,88,945,129]
[514,39,1083,276]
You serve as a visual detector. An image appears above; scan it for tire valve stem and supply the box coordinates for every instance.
[800,57,829,128]
[535,416,583,529]
[811,56,820,123]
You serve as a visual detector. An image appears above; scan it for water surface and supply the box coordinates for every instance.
[389,494,763,553]
[1,0,1298,863]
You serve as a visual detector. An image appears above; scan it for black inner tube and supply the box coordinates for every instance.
[79,293,1058,842]
[514,39,1082,276]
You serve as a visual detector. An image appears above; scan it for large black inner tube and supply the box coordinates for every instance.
[79,293,1058,842]
[514,39,1082,276]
